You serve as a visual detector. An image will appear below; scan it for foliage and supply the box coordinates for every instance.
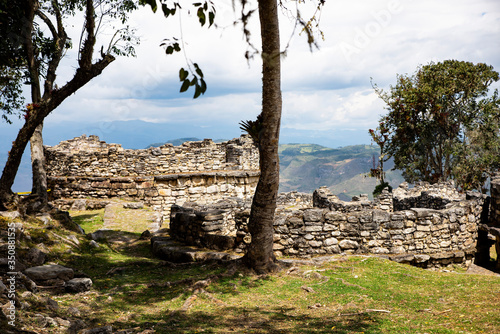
[0,0,27,123]
[373,60,500,191]
[373,181,392,198]
[141,0,216,99]
[239,113,263,145]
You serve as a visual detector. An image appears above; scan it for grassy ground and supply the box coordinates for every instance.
[10,210,500,334]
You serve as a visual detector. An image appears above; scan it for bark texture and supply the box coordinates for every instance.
[243,0,282,273]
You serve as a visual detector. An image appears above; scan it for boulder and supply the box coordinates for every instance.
[65,278,93,293]
[24,264,74,283]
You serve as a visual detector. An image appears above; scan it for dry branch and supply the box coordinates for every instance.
[340,309,391,316]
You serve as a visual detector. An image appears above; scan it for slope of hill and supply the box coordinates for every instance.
[279,143,403,200]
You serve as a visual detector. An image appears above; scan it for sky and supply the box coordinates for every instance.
[2,0,500,151]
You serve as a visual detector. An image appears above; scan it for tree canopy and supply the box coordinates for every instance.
[372,60,500,191]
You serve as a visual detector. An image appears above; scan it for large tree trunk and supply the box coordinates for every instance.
[30,123,47,202]
[243,0,282,273]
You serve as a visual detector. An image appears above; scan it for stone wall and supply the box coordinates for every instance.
[170,183,485,268]
[45,134,259,177]
[46,135,260,220]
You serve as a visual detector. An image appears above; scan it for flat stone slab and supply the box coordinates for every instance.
[25,264,74,282]
[151,236,240,263]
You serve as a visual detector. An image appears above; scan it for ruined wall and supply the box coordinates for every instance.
[46,135,260,220]
[170,184,484,268]
[45,134,259,177]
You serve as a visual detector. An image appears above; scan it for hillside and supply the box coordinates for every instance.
[279,143,404,200]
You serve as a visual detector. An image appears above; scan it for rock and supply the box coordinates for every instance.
[414,254,430,263]
[81,326,113,334]
[0,211,21,219]
[123,202,144,209]
[65,278,93,293]
[339,239,359,250]
[71,199,87,211]
[140,230,152,239]
[68,319,87,334]
[24,264,74,283]
[55,317,71,328]
[89,229,111,241]
[26,248,46,266]
[89,240,100,248]
[67,306,81,317]
[45,297,59,312]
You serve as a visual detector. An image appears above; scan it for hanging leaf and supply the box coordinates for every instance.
[180,79,190,93]
[179,68,188,81]
[193,84,202,99]
[142,0,157,13]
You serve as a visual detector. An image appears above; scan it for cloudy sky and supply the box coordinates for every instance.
[2,0,500,149]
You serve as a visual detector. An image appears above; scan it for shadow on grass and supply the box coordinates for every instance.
[127,306,382,333]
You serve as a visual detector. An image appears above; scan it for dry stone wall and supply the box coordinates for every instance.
[45,135,260,220]
[170,183,485,268]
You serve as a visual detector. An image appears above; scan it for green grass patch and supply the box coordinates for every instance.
[71,209,105,233]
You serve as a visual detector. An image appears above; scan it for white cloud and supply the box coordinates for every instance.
[4,0,500,147]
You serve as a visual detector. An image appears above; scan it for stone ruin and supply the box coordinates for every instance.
[45,135,500,269]
[45,134,260,222]
[168,181,490,269]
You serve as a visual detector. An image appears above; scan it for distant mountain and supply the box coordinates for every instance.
[279,143,403,200]
[145,137,227,148]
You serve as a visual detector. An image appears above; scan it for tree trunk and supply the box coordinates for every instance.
[243,0,282,273]
[30,123,47,202]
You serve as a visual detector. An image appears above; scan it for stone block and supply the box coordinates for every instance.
[303,209,324,222]
[373,210,390,223]
[324,237,338,246]
[339,239,359,250]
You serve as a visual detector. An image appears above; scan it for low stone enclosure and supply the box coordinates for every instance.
[169,180,500,269]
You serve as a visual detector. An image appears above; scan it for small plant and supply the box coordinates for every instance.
[373,181,392,198]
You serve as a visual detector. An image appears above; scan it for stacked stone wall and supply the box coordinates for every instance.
[45,134,259,177]
[45,135,260,220]
[170,184,484,268]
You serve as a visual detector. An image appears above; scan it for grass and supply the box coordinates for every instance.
[71,209,105,233]
[9,210,500,334]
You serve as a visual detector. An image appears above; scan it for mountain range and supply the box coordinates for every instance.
[1,121,403,197]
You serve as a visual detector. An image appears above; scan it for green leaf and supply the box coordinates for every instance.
[200,78,207,93]
[193,84,202,99]
[180,79,190,93]
[179,68,188,81]
[142,0,157,13]
[197,8,206,26]
[161,4,170,17]
[194,63,204,78]
[209,12,215,27]
[190,77,198,87]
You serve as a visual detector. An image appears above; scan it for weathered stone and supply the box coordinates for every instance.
[390,254,414,263]
[303,209,324,222]
[324,237,338,246]
[65,278,93,293]
[25,264,74,283]
[414,254,430,263]
[372,210,390,223]
[123,202,144,209]
[339,239,359,250]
